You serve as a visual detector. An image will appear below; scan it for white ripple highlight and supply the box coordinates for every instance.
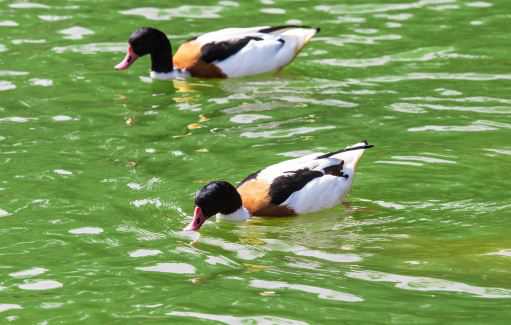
[230,114,271,124]
[9,267,48,278]
[250,279,363,302]
[241,126,335,139]
[53,169,73,176]
[136,263,196,274]
[69,227,103,235]
[52,43,125,54]
[0,20,18,27]
[168,311,309,325]
[485,249,511,257]
[120,6,223,20]
[0,304,22,313]
[0,208,11,218]
[38,15,72,21]
[346,270,511,298]
[0,81,16,91]
[58,26,94,40]
[9,2,50,9]
[29,78,52,87]
[263,239,362,263]
[129,249,162,257]
[18,280,63,291]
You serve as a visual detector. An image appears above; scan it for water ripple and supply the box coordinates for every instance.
[120,6,223,20]
[38,15,72,21]
[408,120,510,132]
[390,102,511,114]
[52,43,125,54]
[315,0,456,15]
[0,208,11,218]
[18,280,63,291]
[250,279,364,302]
[9,267,48,278]
[319,47,480,68]
[168,311,309,325]
[0,304,22,313]
[0,81,16,91]
[128,249,162,258]
[0,70,29,77]
[230,114,272,124]
[136,262,196,274]
[9,2,50,9]
[0,20,18,27]
[367,73,511,83]
[316,34,401,46]
[241,126,336,139]
[485,249,511,257]
[58,26,94,40]
[69,227,104,235]
[347,270,511,299]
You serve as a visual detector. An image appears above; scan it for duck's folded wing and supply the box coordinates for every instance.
[256,153,341,183]
[279,174,351,214]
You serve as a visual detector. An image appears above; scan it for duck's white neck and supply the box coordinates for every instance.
[216,207,251,222]
[150,69,190,80]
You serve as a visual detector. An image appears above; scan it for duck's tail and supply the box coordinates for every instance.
[319,141,373,169]
[260,25,319,55]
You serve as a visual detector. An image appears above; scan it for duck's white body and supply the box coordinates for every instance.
[116,25,319,79]
[188,26,318,78]
[185,141,372,231]
[219,141,371,221]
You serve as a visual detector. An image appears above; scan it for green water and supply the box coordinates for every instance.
[1,0,511,323]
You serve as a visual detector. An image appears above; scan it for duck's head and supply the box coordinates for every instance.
[184,181,242,232]
[115,27,173,73]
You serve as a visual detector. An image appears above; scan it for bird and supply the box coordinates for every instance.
[114,25,319,79]
[184,141,373,231]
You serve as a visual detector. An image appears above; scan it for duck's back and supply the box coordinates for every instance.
[173,25,319,78]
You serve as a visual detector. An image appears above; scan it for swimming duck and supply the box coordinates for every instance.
[184,141,373,231]
[115,25,319,79]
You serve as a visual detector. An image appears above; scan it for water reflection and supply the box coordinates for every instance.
[18,279,63,291]
[168,311,309,325]
[136,262,196,274]
[249,279,363,302]
[120,6,224,20]
[347,270,511,299]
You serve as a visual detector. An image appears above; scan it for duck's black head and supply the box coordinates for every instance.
[115,27,173,73]
[184,181,242,231]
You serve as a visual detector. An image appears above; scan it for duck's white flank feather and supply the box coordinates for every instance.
[192,26,318,78]
[282,174,351,214]
[256,142,369,213]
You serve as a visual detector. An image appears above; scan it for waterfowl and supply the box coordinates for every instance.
[184,141,373,231]
[115,25,319,79]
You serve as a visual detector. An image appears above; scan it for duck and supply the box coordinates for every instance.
[115,25,319,79]
[184,141,373,231]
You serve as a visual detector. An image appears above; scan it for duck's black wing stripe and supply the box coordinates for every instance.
[316,141,373,160]
[259,25,320,33]
[201,36,263,63]
[269,169,323,205]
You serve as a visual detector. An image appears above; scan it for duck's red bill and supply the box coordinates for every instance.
[183,207,206,232]
[115,46,139,70]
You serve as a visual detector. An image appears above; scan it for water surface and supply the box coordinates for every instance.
[1,0,511,324]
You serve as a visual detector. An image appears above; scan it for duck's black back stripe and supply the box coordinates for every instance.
[259,25,320,33]
[269,169,323,205]
[316,142,373,160]
[201,36,263,63]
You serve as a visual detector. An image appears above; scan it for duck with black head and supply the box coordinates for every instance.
[115,25,319,79]
[184,141,373,232]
